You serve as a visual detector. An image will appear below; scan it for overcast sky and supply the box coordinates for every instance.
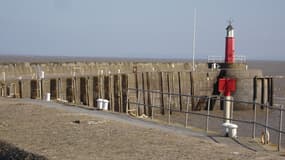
[0,0,284,60]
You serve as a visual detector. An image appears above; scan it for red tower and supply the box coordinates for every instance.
[225,23,235,63]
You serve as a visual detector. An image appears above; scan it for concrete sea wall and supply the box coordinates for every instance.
[0,61,265,113]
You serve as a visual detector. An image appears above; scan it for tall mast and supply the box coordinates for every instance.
[192,8,197,71]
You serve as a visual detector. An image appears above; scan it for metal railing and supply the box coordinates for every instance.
[127,88,284,151]
[207,55,246,64]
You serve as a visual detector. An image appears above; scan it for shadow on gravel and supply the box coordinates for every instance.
[0,140,47,160]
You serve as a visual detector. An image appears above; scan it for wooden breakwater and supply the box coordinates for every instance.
[0,60,269,113]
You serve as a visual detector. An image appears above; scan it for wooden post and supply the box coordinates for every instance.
[135,73,141,115]
[119,74,122,112]
[146,72,152,116]
[58,78,62,100]
[261,78,265,109]
[86,77,89,106]
[253,76,257,106]
[93,76,99,108]
[142,72,146,115]
[270,78,274,106]
[100,75,103,98]
[88,76,94,107]
[167,72,171,124]
[268,78,274,106]
[19,80,23,98]
[121,74,128,113]
[113,75,120,112]
[72,77,76,103]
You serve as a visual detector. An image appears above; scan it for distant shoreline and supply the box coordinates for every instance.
[0,55,284,64]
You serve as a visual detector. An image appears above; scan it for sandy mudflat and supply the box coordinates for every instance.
[0,98,283,160]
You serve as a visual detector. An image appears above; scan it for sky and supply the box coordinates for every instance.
[0,0,284,60]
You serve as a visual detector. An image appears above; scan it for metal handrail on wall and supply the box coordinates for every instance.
[127,88,284,151]
[207,55,246,64]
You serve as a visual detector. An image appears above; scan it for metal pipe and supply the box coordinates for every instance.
[168,93,172,125]
[151,92,154,120]
[224,96,231,124]
[185,96,190,128]
[206,96,211,133]
[136,91,141,116]
[278,105,283,152]
[265,102,269,142]
[252,100,257,139]
[231,96,234,123]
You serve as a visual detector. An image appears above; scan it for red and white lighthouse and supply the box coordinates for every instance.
[225,23,235,63]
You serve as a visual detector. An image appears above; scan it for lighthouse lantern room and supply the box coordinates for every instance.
[225,22,235,64]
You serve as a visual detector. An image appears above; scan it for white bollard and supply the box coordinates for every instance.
[46,93,50,101]
[228,123,238,138]
[97,99,104,110]
[103,99,109,110]
[222,122,231,136]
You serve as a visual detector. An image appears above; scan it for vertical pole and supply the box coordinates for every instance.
[192,8,197,71]
[39,79,42,99]
[110,75,114,112]
[224,96,231,124]
[167,72,171,125]
[109,74,111,109]
[13,83,16,97]
[253,77,257,107]
[151,92,154,120]
[137,91,141,117]
[168,93,172,125]
[265,102,269,141]
[224,96,231,135]
[190,72,195,111]
[142,72,146,115]
[100,74,103,98]
[178,72,183,111]
[278,105,283,152]
[261,78,264,109]
[159,72,165,115]
[206,96,211,133]
[185,96,190,128]
[19,79,23,98]
[146,72,151,116]
[252,100,257,139]
[118,74,123,112]
[58,78,62,100]
[38,79,42,99]
[231,96,234,123]
[270,78,274,106]
[126,89,129,115]
[171,72,175,110]
[86,77,89,106]
[135,72,139,114]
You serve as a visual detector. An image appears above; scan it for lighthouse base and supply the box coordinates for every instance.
[221,64,263,110]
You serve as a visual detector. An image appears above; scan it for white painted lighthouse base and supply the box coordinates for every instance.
[222,123,238,138]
